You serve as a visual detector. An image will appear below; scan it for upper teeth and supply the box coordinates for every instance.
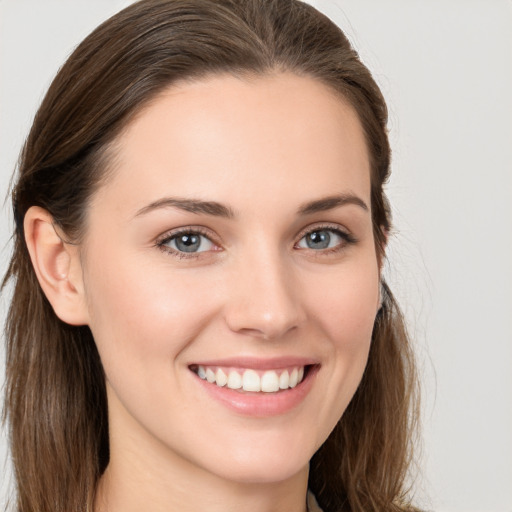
[196,366,305,393]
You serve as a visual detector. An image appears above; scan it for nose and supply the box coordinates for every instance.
[223,250,305,340]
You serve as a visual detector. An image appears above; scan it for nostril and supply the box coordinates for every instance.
[233,324,298,341]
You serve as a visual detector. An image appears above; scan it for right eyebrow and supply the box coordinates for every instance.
[133,197,236,219]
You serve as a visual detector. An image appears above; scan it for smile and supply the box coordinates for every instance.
[189,358,319,416]
[192,365,306,393]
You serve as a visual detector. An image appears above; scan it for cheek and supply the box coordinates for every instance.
[82,250,221,372]
[308,259,379,346]
[81,252,227,438]
[304,259,378,424]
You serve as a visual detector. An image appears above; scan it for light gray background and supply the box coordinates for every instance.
[1,1,511,511]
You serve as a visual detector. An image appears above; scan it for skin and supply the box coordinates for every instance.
[25,72,381,512]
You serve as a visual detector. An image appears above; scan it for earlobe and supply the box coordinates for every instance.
[24,206,89,326]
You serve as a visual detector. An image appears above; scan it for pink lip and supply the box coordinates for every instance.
[190,359,320,418]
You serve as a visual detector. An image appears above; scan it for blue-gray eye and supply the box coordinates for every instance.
[297,229,344,250]
[165,232,214,253]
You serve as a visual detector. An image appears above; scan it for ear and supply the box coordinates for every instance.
[24,206,89,326]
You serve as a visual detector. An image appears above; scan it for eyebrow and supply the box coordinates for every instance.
[297,194,369,215]
[134,197,235,219]
[134,193,368,219]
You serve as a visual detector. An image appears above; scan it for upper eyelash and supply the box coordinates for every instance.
[296,224,357,247]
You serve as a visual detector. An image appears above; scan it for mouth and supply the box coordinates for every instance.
[188,357,319,416]
[189,364,313,393]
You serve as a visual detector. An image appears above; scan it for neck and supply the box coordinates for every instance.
[95,454,309,512]
[94,399,309,512]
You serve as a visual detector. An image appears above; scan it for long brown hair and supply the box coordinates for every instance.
[3,1,420,511]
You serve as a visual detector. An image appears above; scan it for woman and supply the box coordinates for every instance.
[3,1,420,511]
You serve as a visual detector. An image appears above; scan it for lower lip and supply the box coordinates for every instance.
[192,366,318,417]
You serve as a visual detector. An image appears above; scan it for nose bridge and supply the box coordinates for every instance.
[224,242,303,340]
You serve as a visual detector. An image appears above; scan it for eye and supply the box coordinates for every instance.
[159,230,216,254]
[296,227,352,251]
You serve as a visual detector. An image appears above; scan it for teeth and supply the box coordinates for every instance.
[289,368,298,388]
[215,368,227,387]
[261,371,280,392]
[279,370,289,389]
[227,370,242,389]
[242,369,261,392]
[195,365,306,393]
[205,368,216,383]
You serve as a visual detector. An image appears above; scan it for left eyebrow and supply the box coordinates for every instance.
[297,194,369,215]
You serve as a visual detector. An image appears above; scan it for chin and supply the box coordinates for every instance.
[195,430,316,485]
[212,457,309,485]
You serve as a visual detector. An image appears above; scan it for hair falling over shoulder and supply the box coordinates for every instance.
[2,1,421,511]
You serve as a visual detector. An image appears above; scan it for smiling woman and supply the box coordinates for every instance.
[3,1,420,512]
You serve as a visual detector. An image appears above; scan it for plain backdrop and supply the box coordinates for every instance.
[1,1,511,511]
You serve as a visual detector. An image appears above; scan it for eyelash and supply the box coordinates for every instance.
[155,224,357,259]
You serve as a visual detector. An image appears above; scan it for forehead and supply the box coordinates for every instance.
[94,72,371,216]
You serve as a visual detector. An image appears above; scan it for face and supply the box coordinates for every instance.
[80,73,380,485]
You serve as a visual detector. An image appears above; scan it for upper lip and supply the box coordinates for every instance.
[189,356,319,370]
